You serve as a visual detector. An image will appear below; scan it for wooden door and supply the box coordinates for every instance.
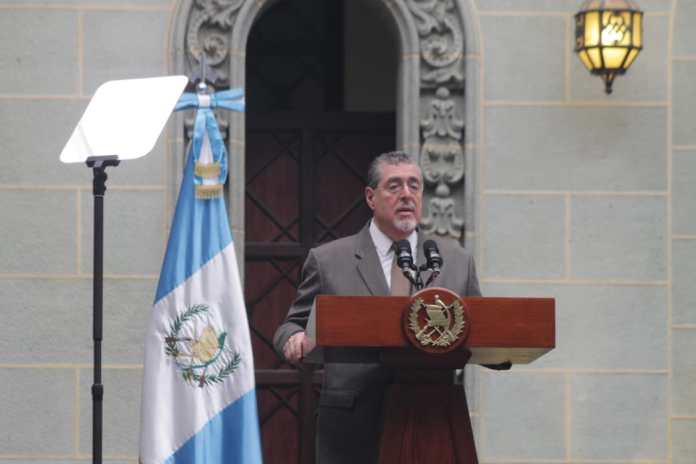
[245,112,394,464]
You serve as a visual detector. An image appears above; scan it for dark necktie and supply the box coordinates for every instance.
[390,244,411,296]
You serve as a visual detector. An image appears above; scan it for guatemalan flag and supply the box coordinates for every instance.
[139,88,262,463]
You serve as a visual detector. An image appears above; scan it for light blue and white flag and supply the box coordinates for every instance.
[139,87,262,464]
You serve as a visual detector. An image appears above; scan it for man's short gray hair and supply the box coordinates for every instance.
[366,151,418,189]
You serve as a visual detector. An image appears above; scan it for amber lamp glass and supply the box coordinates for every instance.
[575,0,643,94]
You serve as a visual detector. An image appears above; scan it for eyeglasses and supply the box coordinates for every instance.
[380,178,422,195]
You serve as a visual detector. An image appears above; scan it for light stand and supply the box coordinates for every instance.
[86,155,119,464]
[59,76,188,464]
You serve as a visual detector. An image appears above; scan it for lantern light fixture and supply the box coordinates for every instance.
[575,0,644,94]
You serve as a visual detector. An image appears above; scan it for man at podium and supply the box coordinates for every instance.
[273,151,481,464]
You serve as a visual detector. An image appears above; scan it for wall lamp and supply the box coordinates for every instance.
[575,0,644,94]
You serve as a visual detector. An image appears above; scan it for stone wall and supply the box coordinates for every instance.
[0,1,174,461]
[0,0,693,463]
[475,1,694,463]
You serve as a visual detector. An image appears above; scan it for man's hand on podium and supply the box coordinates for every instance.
[283,331,315,363]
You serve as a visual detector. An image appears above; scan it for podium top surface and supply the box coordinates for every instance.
[310,295,555,365]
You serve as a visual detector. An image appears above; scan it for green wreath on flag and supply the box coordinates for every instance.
[164,304,241,388]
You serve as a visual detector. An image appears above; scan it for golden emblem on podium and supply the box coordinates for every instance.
[403,288,470,354]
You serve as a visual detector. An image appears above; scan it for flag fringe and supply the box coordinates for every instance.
[195,184,223,199]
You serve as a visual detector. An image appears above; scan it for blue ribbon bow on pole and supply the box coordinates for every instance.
[174,86,245,199]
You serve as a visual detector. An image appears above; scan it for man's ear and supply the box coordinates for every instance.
[365,186,376,211]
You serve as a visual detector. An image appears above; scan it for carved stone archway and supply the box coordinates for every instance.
[170,0,482,258]
[169,2,481,463]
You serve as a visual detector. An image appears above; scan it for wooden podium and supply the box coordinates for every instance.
[310,289,555,464]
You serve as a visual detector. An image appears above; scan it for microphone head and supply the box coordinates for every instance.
[396,239,411,253]
[423,240,443,267]
[395,239,413,269]
[423,240,437,253]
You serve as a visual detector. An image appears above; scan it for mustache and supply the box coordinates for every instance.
[396,200,416,211]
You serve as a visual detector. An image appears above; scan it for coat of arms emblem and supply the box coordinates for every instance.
[404,288,470,353]
[164,304,241,387]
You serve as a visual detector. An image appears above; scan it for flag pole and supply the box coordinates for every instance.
[86,155,120,464]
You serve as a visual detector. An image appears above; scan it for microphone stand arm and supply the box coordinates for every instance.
[401,265,421,291]
[403,264,431,291]
[422,266,440,288]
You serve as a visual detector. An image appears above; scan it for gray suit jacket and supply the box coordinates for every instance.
[273,223,481,464]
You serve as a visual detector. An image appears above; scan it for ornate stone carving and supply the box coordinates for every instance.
[419,87,465,238]
[177,0,471,239]
[185,0,245,86]
[420,87,464,197]
[407,0,464,86]
[407,0,467,239]
[420,197,465,238]
[181,1,242,142]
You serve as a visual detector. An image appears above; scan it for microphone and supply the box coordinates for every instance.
[423,240,443,272]
[395,239,414,272]
[422,240,443,287]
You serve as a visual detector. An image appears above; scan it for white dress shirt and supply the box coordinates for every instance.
[368,219,418,289]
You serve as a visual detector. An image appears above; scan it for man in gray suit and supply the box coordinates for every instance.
[273,151,481,464]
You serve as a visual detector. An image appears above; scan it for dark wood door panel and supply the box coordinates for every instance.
[246,129,302,243]
[245,112,395,464]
